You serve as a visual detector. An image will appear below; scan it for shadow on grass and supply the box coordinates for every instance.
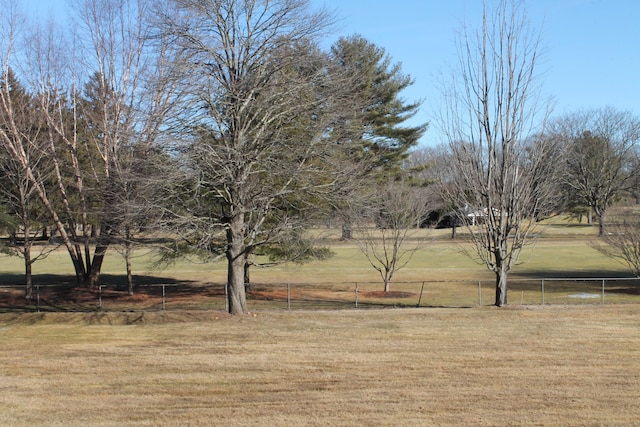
[506,271,640,299]
[546,223,595,228]
[0,273,225,313]
[511,269,633,279]
[2,271,639,313]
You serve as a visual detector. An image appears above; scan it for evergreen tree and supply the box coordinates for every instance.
[0,69,50,298]
[329,35,426,239]
[331,34,426,176]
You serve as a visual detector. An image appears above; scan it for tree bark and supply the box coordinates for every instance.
[86,239,110,288]
[495,262,508,307]
[125,226,134,295]
[226,216,248,315]
[596,204,606,237]
[23,244,33,299]
[243,258,251,294]
[341,222,353,240]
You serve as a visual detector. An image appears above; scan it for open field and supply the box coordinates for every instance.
[1,221,639,425]
[2,221,640,310]
[1,305,639,426]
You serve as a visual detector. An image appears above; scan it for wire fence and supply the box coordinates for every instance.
[1,277,640,313]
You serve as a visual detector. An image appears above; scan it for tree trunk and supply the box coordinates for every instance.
[24,247,33,300]
[86,240,109,288]
[72,258,87,287]
[22,218,33,299]
[124,230,134,295]
[226,216,248,315]
[85,222,114,288]
[244,259,251,294]
[597,212,606,237]
[227,255,247,314]
[341,222,353,240]
[126,249,134,295]
[495,262,508,307]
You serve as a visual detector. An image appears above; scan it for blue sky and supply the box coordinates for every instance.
[26,0,640,146]
[313,0,640,145]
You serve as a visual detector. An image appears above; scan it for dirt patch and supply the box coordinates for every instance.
[250,289,290,300]
[360,290,416,298]
[0,284,227,312]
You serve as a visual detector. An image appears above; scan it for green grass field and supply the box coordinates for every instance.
[2,220,638,311]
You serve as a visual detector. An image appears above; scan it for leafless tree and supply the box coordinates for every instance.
[550,107,640,237]
[435,0,554,306]
[0,67,57,298]
[0,1,58,298]
[405,144,454,224]
[73,0,181,291]
[352,180,433,292]
[0,0,177,289]
[158,0,365,314]
[595,211,640,277]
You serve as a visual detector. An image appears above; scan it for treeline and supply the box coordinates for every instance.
[1,0,639,313]
[0,0,426,313]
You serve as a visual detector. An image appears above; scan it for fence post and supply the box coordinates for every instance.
[541,279,545,306]
[36,285,40,313]
[162,285,166,311]
[355,282,358,308]
[478,281,482,306]
[99,285,103,310]
[417,282,425,307]
[287,283,291,310]
[225,284,228,313]
[602,279,605,305]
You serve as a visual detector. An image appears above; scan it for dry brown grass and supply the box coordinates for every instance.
[1,305,639,426]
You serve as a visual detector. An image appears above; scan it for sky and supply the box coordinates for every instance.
[25,0,640,146]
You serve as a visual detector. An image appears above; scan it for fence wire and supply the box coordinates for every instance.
[1,277,640,312]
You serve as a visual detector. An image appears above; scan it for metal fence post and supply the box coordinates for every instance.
[478,281,482,306]
[355,282,358,308]
[541,279,545,306]
[36,285,40,312]
[602,279,605,304]
[162,285,166,311]
[417,282,425,307]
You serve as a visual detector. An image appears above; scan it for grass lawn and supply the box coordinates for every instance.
[1,305,639,426]
[2,222,638,310]
[1,222,638,425]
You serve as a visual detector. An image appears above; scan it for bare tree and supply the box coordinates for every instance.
[404,144,456,233]
[550,107,640,237]
[0,1,58,298]
[0,68,56,298]
[436,0,553,306]
[73,0,181,290]
[353,180,432,292]
[0,0,178,289]
[159,0,364,314]
[595,212,640,277]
